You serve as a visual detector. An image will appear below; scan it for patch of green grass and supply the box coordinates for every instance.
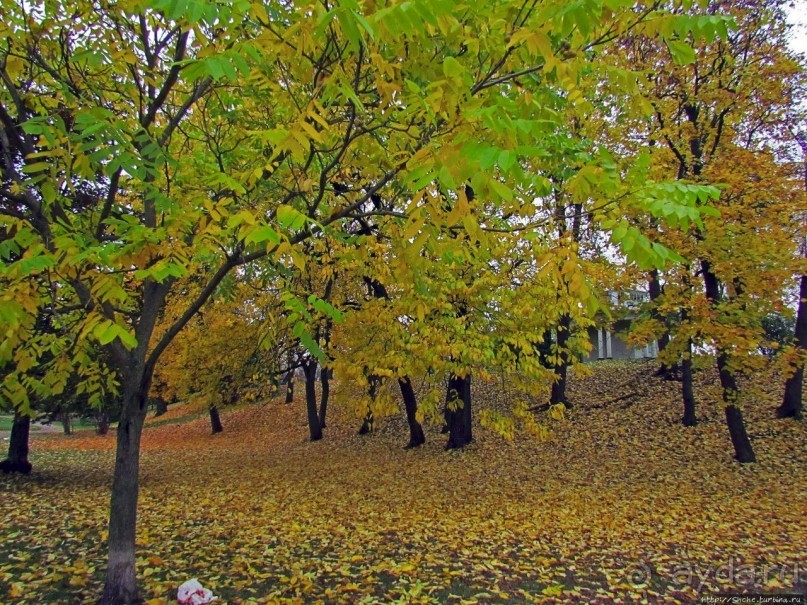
[0,416,43,431]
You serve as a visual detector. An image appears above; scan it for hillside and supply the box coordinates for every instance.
[1,360,805,604]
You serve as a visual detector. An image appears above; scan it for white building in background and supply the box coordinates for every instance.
[584,290,658,361]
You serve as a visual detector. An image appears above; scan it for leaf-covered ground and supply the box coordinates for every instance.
[1,361,806,604]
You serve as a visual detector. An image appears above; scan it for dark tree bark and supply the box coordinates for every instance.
[649,269,675,377]
[96,410,110,435]
[678,307,697,427]
[445,373,472,450]
[0,411,32,474]
[209,405,223,434]
[681,343,697,427]
[358,374,380,435]
[303,358,322,441]
[778,272,806,419]
[284,348,295,404]
[398,377,425,448]
[550,315,571,407]
[152,397,168,417]
[702,260,756,463]
[319,367,330,428]
[285,372,294,404]
[440,379,451,433]
[100,380,148,605]
[358,408,374,434]
[725,405,756,463]
[60,409,72,435]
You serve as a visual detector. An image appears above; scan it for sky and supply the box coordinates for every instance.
[786,0,807,55]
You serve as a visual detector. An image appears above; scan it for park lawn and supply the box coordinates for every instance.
[0,361,805,604]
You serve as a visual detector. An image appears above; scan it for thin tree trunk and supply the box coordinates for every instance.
[97,410,110,435]
[702,260,756,463]
[0,411,32,474]
[398,376,425,448]
[209,405,223,434]
[649,269,674,376]
[319,367,330,429]
[778,273,806,419]
[445,373,472,450]
[681,340,697,427]
[358,408,374,434]
[440,379,451,433]
[303,359,322,441]
[358,374,380,435]
[285,373,294,404]
[100,386,148,605]
[550,314,571,407]
[60,409,72,435]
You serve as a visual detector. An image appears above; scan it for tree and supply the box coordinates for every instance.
[0,410,31,474]
[620,0,805,460]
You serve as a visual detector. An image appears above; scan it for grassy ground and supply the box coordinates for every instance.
[0,415,97,433]
[0,361,805,604]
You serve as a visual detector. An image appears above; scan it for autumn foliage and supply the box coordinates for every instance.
[2,361,805,604]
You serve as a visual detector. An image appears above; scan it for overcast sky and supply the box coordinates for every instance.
[786,0,807,55]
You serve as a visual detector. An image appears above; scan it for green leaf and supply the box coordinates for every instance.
[442,56,464,79]
[665,39,696,65]
[276,205,308,231]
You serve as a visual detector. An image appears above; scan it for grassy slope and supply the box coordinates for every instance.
[0,361,805,604]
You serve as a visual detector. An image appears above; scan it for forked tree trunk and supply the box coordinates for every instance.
[0,411,32,474]
[398,377,425,449]
[702,261,755,463]
[100,385,148,605]
[445,373,472,450]
[550,314,571,407]
[319,367,330,429]
[209,405,223,434]
[303,359,322,441]
[778,273,806,420]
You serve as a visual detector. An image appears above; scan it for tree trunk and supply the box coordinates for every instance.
[445,373,472,450]
[702,260,756,462]
[726,405,756,463]
[0,411,32,474]
[358,408,374,434]
[60,409,72,435]
[649,269,674,376]
[100,386,148,605]
[778,273,806,419]
[209,405,223,434]
[285,373,294,404]
[398,376,425,449]
[303,359,322,441]
[681,341,697,427]
[152,397,168,417]
[97,410,110,436]
[319,367,330,429]
[440,379,452,434]
[550,315,571,407]
[358,374,380,435]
